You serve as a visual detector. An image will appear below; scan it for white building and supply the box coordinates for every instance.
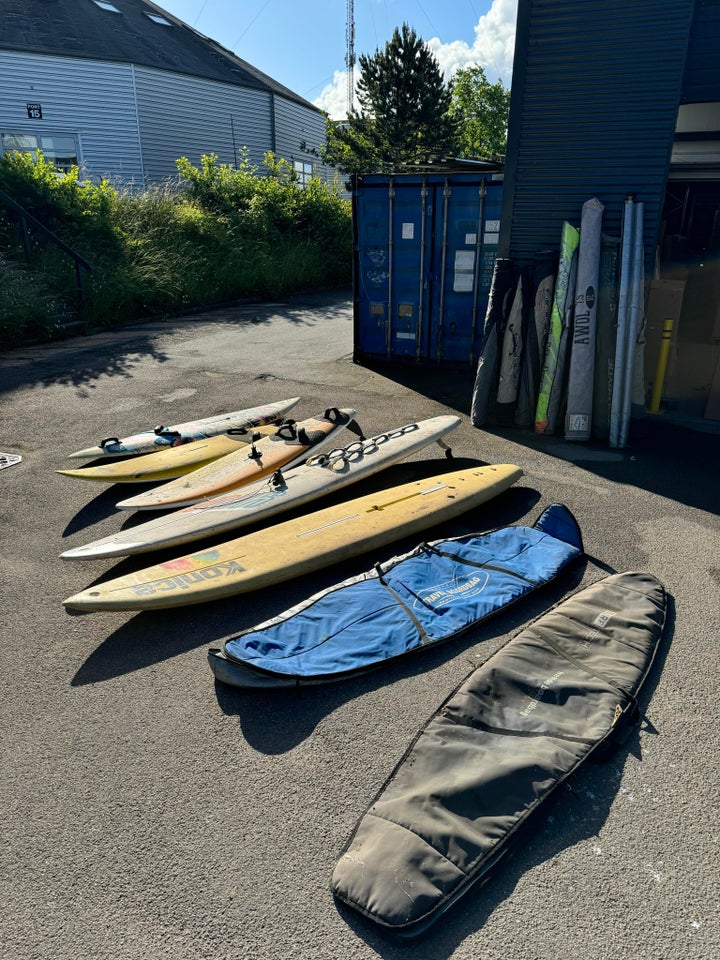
[0,0,332,187]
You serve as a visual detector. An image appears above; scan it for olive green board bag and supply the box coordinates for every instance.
[331,571,667,938]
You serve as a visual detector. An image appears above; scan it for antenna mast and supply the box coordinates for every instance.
[345,0,355,115]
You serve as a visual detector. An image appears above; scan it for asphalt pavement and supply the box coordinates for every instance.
[1,290,718,960]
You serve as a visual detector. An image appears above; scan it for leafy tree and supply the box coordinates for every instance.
[324,23,457,174]
[449,65,511,159]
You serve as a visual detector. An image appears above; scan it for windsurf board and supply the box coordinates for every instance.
[57,424,279,483]
[67,397,301,460]
[565,198,604,440]
[114,408,358,510]
[60,416,461,559]
[62,464,523,611]
[535,222,579,434]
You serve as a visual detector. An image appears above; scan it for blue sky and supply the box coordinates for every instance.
[155,0,518,117]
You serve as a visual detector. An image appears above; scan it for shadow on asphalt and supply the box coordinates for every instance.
[61,482,161,536]
[0,291,351,395]
[359,361,720,515]
[0,337,172,396]
[330,594,677,958]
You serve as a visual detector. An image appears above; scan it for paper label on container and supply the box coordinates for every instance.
[454,250,475,292]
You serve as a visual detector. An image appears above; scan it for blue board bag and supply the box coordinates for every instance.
[208,503,583,688]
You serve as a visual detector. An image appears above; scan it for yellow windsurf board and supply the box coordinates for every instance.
[63,464,523,611]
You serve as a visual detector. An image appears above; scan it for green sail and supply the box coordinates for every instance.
[534,221,579,434]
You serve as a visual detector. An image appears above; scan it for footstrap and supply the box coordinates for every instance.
[153,425,184,445]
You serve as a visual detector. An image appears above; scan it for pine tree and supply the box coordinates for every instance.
[325,24,457,174]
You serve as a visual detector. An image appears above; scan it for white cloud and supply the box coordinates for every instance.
[314,0,518,119]
[313,70,350,121]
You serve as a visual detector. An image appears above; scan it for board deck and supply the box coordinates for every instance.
[57,424,279,483]
[67,397,301,460]
[115,408,357,510]
[62,464,523,611]
[60,416,460,559]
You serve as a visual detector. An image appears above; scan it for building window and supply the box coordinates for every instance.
[92,1,121,11]
[293,160,314,187]
[144,11,172,24]
[1,133,79,172]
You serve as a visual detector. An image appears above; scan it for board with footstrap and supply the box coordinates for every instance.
[56,422,280,484]
[60,415,460,560]
[114,408,359,510]
[66,397,301,460]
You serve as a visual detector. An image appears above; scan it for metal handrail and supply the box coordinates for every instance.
[0,189,92,309]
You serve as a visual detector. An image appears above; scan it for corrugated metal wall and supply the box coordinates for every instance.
[0,51,332,187]
[683,0,720,103]
[501,0,696,269]
[273,97,336,182]
[0,51,144,183]
[134,67,273,181]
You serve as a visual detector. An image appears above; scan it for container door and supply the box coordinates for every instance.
[427,178,503,365]
[388,179,432,360]
[353,182,391,360]
[353,176,432,362]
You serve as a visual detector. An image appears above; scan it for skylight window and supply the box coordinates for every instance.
[145,12,172,24]
[92,0,121,11]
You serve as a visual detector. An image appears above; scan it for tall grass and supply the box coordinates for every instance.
[0,150,351,346]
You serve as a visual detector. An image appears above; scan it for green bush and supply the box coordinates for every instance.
[0,257,65,346]
[0,149,352,345]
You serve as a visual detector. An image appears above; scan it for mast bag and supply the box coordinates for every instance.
[332,571,667,938]
[208,503,583,689]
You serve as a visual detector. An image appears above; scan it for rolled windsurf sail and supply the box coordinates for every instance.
[565,198,604,441]
[535,222,579,434]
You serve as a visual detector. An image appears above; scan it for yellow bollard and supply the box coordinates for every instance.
[648,318,674,414]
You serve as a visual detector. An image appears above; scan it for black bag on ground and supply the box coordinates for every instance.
[331,571,667,939]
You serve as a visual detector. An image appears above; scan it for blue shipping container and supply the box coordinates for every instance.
[352,172,504,367]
